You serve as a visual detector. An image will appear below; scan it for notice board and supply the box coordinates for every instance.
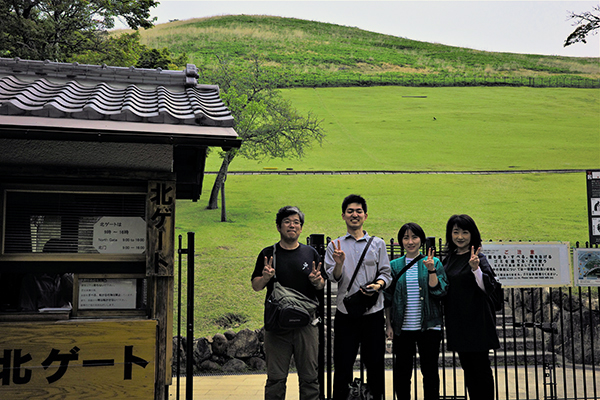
[481,242,570,286]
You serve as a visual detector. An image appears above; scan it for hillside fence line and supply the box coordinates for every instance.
[280,73,600,89]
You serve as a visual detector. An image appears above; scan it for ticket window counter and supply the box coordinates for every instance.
[0,185,156,321]
[0,182,174,398]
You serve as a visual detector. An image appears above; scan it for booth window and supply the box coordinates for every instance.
[1,188,148,316]
[4,191,146,254]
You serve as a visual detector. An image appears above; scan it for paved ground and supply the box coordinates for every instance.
[168,366,598,400]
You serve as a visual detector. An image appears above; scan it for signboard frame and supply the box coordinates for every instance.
[0,319,156,399]
[587,170,600,245]
[481,242,571,287]
[573,248,600,287]
[72,274,146,317]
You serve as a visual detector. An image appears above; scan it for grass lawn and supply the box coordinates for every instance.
[205,86,600,173]
[176,171,591,337]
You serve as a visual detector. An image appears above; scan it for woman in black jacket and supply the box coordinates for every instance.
[443,214,500,400]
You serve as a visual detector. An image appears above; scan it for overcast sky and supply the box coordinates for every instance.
[139,1,600,58]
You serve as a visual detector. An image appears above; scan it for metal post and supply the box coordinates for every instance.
[176,234,183,400]
[308,234,326,400]
[186,232,195,400]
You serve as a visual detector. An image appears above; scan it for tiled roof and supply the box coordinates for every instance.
[0,58,234,127]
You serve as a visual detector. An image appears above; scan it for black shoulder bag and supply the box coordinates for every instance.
[263,245,319,332]
[342,236,379,317]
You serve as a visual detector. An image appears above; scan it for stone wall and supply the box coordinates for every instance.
[172,328,267,375]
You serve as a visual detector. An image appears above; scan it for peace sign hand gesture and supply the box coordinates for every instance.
[424,247,435,272]
[469,246,481,271]
[262,256,275,281]
[308,261,325,289]
[332,240,345,266]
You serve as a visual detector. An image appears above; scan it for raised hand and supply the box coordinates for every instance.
[308,261,323,285]
[262,256,275,281]
[469,246,481,271]
[332,240,346,265]
[424,247,435,272]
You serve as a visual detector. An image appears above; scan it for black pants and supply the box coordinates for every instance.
[393,329,442,400]
[458,351,495,400]
[333,310,385,400]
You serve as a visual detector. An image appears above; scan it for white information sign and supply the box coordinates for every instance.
[93,217,146,254]
[78,278,137,309]
[481,242,571,286]
[573,248,600,287]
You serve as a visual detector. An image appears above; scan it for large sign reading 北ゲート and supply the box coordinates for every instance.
[587,170,600,245]
[481,243,570,287]
[0,319,156,399]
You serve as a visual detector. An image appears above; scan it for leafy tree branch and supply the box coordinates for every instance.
[199,55,325,212]
[564,5,600,47]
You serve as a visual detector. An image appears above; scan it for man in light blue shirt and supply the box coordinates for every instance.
[325,194,391,400]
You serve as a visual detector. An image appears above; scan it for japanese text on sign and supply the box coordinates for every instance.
[78,279,137,309]
[482,243,571,286]
[92,217,146,254]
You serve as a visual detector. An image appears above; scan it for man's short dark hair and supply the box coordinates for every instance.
[276,206,305,227]
[342,194,367,213]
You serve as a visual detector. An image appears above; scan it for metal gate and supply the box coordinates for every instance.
[173,234,599,400]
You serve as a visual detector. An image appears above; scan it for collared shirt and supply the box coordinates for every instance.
[325,232,392,315]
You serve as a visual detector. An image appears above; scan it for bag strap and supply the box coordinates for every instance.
[389,253,425,293]
[346,236,375,290]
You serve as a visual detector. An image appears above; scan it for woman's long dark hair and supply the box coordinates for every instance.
[445,214,482,254]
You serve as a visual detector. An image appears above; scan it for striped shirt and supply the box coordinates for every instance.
[401,259,421,331]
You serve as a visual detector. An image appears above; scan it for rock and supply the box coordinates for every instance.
[226,328,260,359]
[212,333,228,356]
[197,360,222,373]
[222,358,248,373]
[224,330,237,340]
[193,337,212,364]
[246,357,266,371]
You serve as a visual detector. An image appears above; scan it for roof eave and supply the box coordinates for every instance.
[0,115,241,150]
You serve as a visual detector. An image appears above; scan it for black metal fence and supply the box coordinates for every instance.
[173,234,599,400]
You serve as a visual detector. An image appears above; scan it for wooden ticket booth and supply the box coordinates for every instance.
[0,58,240,399]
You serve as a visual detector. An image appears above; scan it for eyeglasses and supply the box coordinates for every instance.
[282,219,302,226]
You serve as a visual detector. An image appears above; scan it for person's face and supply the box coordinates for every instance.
[451,224,471,253]
[342,202,367,230]
[402,229,421,258]
[277,214,303,242]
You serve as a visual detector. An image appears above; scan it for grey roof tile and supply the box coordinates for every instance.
[0,58,235,128]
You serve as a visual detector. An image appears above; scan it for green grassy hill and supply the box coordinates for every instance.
[132,15,599,87]
[122,15,600,338]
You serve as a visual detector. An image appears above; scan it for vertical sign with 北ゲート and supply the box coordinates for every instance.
[0,319,156,399]
[481,242,571,287]
[573,248,600,287]
[587,170,600,245]
[147,181,175,276]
